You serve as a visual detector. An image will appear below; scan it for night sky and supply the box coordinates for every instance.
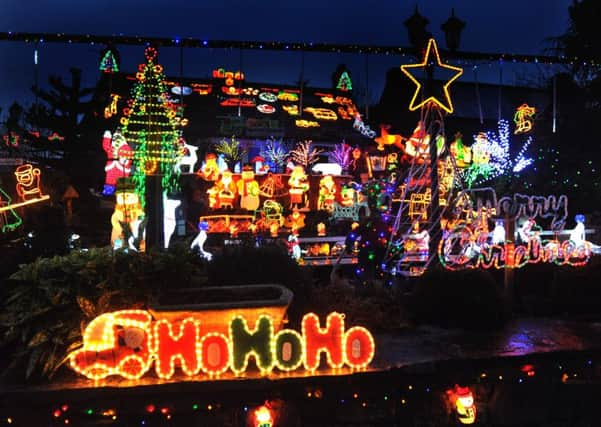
[0,0,572,115]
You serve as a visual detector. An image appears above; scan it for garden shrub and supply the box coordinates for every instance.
[0,244,207,382]
[206,243,311,324]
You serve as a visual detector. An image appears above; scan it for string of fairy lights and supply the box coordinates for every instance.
[0,31,596,66]
[1,354,597,425]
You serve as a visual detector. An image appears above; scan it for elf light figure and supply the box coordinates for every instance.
[102,130,132,196]
[14,164,44,202]
[111,182,145,251]
[288,166,310,210]
[318,175,337,211]
[216,170,237,209]
[237,165,260,211]
[200,153,220,181]
[190,221,212,260]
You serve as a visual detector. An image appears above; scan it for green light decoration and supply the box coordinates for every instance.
[0,187,23,233]
[121,47,182,206]
[99,48,119,73]
[336,71,353,92]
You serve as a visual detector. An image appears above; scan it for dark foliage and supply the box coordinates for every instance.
[0,245,207,382]
[206,243,311,324]
[409,265,505,330]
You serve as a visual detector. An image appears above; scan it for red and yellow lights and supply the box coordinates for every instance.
[514,103,536,134]
[254,405,274,427]
[446,385,476,425]
[69,311,375,381]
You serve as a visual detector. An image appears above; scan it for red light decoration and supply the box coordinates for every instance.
[302,312,345,371]
[69,311,375,380]
[374,125,404,151]
[521,364,536,377]
[446,385,476,425]
[222,86,241,96]
[199,333,230,375]
[3,131,20,148]
[14,164,46,202]
[254,405,273,427]
[220,98,256,108]
[191,83,212,95]
[153,319,200,378]
[344,327,376,369]
[257,104,276,114]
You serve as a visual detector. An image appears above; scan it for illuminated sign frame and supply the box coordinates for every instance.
[69,311,375,381]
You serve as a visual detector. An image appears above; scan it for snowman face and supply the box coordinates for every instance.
[458,395,473,407]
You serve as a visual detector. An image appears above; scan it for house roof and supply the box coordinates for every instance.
[107,69,372,145]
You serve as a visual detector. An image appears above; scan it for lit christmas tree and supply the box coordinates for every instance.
[120,46,183,248]
[99,47,120,73]
[121,46,182,205]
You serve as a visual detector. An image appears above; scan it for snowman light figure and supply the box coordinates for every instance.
[491,220,506,245]
[569,214,586,248]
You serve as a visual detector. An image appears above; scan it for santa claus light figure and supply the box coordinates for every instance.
[102,130,132,195]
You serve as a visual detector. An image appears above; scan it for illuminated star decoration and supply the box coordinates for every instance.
[400,38,463,114]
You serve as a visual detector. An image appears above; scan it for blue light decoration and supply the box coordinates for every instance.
[461,119,533,188]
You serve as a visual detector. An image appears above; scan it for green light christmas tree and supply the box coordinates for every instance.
[121,46,182,206]
[120,46,183,249]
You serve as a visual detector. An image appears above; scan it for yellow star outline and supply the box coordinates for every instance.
[400,38,463,114]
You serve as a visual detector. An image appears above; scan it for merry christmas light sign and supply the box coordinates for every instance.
[69,310,375,381]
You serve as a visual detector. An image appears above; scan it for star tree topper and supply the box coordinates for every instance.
[400,38,463,114]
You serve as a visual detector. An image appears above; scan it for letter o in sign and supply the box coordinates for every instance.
[199,333,229,375]
[274,330,303,371]
[344,327,375,369]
